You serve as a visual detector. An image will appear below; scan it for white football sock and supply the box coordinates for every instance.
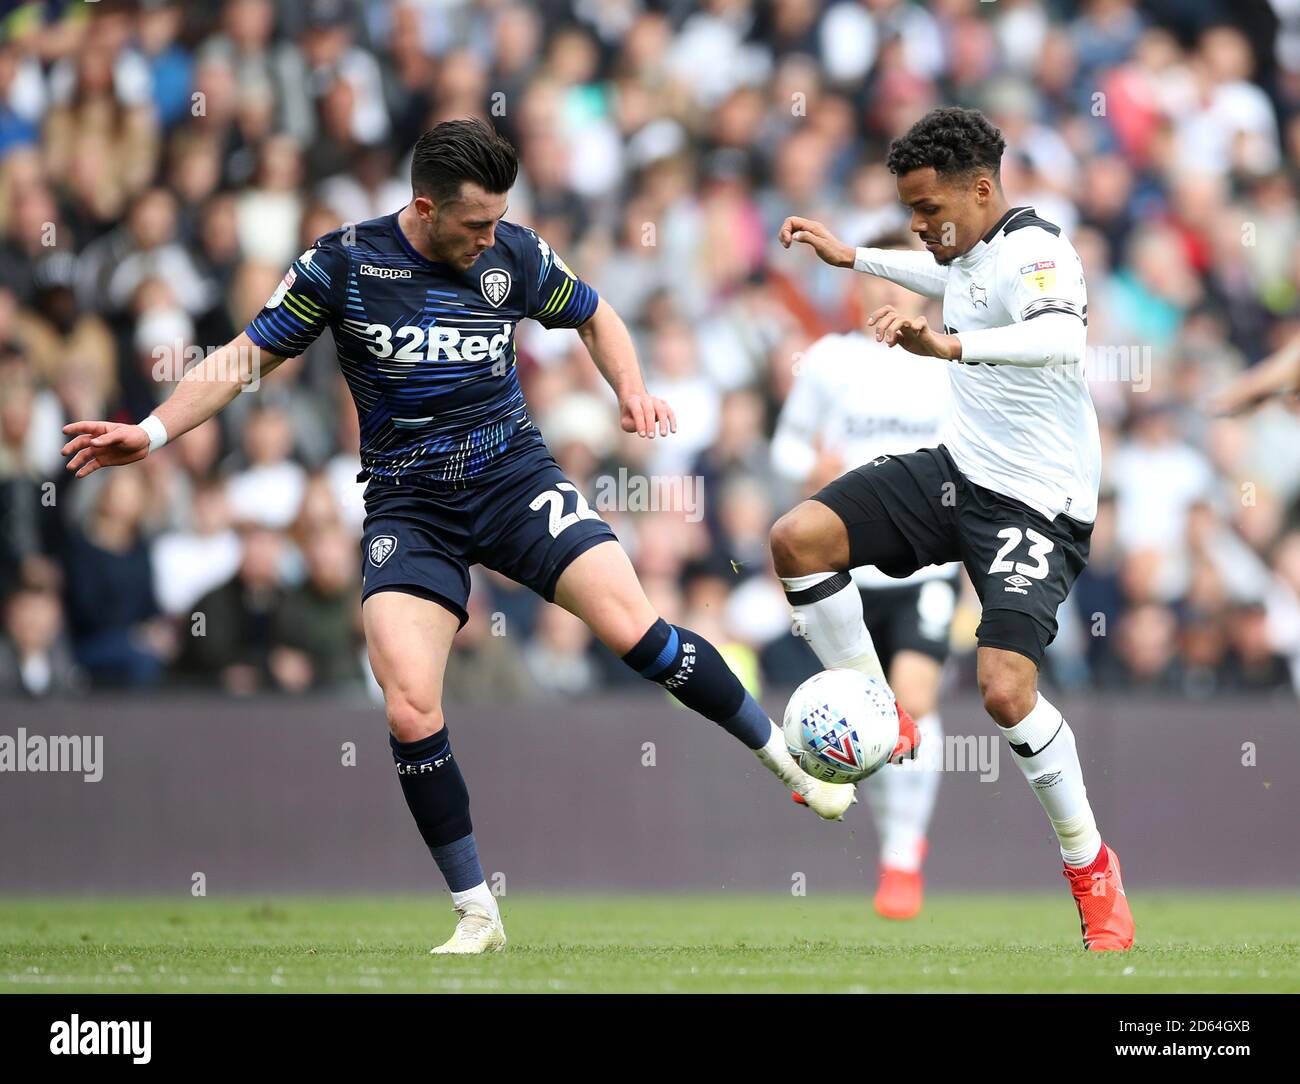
[780,572,886,683]
[998,694,1101,868]
[865,711,943,872]
[755,719,808,787]
[451,881,498,916]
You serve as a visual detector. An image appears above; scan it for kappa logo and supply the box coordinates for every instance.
[1004,573,1032,594]
[970,282,988,308]
[480,268,511,308]
[368,535,397,567]
[361,264,412,279]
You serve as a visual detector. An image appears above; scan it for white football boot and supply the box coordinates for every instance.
[787,773,858,820]
[755,723,858,821]
[430,901,507,955]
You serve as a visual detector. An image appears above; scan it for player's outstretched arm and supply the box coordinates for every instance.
[1209,335,1300,415]
[576,297,677,440]
[778,216,949,298]
[778,216,855,267]
[62,332,288,478]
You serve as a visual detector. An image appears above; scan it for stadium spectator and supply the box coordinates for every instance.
[61,468,167,688]
[178,524,289,695]
[268,521,359,691]
[0,583,83,697]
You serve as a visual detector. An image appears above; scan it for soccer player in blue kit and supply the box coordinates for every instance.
[62,120,902,953]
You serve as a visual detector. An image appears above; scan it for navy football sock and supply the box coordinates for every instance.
[390,728,484,892]
[623,619,771,749]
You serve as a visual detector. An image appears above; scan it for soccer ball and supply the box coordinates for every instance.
[782,668,899,784]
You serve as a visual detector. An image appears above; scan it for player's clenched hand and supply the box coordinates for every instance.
[778,217,854,268]
[867,305,962,360]
[61,420,150,478]
[620,393,677,439]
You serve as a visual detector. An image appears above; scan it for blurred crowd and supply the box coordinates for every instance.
[1,0,1298,702]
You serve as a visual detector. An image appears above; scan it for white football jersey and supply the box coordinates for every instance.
[856,207,1101,524]
[772,330,960,589]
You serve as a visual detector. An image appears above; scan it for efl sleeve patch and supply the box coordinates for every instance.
[1019,260,1057,292]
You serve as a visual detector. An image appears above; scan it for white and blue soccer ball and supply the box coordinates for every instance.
[782,668,899,785]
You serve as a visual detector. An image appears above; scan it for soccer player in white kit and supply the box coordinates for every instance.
[772,108,1134,950]
[772,234,957,920]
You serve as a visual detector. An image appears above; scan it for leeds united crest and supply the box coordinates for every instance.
[480,268,511,308]
[368,535,397,567]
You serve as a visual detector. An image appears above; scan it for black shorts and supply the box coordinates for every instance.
[859,575,959,668]
[815,446,1091,665]
[359,445,618,626]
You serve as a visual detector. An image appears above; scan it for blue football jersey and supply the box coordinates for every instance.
[244,214,599,486]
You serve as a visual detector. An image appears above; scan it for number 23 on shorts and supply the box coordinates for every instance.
[988,526,1054,581]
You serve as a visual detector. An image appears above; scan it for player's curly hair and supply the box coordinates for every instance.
[886,107,1006,181]
[411,118,519,203]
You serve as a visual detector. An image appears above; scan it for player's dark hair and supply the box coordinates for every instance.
[410,119,519,204]
[886,107,1006,182]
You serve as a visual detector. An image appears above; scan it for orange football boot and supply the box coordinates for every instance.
[1062,842,1135,951]
[889,701,920,764]
[875,840,928,920]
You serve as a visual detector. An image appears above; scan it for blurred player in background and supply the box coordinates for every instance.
[774,108,1134,951]
[772,232,957,920]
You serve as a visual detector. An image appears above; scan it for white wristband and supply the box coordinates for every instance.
[139,414,169,453]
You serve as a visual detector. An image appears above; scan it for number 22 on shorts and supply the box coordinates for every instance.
[530,482,602,538]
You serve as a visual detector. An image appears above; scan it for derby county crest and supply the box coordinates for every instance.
[480,268,511,308]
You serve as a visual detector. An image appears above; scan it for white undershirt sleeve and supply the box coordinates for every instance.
[852,247,949,299]
[955,311,1086,367]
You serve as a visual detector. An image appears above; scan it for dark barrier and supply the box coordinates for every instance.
[0,693,1297,893]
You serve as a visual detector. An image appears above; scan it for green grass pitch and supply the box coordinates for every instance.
[1,894,1296,993]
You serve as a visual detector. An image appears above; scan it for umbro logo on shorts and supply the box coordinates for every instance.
[369,535,398,567]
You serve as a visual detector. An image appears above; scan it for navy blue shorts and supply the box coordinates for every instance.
[359,447,618,626]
